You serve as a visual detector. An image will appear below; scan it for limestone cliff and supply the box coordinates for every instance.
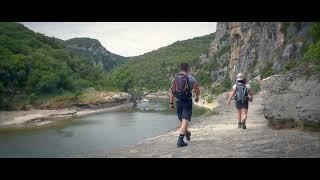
[201,22,320,131]
[202,22,312,83]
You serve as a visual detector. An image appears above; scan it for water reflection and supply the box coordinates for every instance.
[0,98,206,157]
[56,129,74,138]
[116,113,138,127]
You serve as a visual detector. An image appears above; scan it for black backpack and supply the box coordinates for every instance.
[235,82,249,103]
[171,73,192,100]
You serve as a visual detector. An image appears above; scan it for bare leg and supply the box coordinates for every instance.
[237,109,242,123]
[237,109,242,128]
[241,108,248,122]
[180,119,188,135]
[241,108,248,129]
[179,120,190,133]
[186,120,189,134]
[177,121,182,131]
[177,119,189,147]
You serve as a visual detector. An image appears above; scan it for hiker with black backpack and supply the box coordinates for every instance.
[227,73,253,129]
[169,63,200,147]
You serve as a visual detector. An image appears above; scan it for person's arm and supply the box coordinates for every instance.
[193,83,200,103]
[227,87,236,105]
[169,86,175,111]
[169,78,175,111]
[191,76,200,103]
[249,89,253,102]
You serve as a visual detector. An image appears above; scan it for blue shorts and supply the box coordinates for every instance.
[176,99,192,121]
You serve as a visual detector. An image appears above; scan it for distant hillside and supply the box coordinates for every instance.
[65,38,127,71]
[110,33,215,92]
[0,22,118,110]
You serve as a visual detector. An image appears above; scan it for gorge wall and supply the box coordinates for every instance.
[201,22,319,131]
[201,22,312,84]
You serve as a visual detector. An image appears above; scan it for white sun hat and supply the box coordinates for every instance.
[236,73,245,81]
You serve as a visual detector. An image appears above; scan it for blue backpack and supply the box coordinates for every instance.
[235,82,249,103]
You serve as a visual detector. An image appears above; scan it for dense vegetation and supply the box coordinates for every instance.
[260,62,274,79]
[4,22,318,111]
[110,33,215,94]
[0,22,215,110]
[65,38,127,71]
[304,22,320,72]
[210,75,232,95]
[0,22,118,110]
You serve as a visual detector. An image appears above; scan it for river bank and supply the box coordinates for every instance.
[0,102,134,129]
[144,92,168,99]
[0,91,208,130]
[85,94,320,158]
[193,97,218,110]
[0,90,134,129]
[143,90,219,111]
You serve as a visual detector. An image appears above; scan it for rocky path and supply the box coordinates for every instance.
[88,95,320,158]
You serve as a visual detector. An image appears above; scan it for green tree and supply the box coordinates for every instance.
[304,22,320,72]
[311,22,320,42]
[111,68,133,92]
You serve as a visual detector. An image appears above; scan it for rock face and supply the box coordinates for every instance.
[65,38,126,71]
[261,67,320,131]
[203,22,312,83]
[199,22,320,131]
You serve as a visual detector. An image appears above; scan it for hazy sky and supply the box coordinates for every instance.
[21,22,217,57]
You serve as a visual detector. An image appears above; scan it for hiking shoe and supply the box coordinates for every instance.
[186,131,191,141]
[177,137,188,148]
[242,122,246,129]
[238,122,242,128]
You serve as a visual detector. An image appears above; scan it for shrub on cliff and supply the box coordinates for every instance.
[249,80,261,94]
[304,41,320,63]
[211,76,232,95]
[260,63,274,79]
[304,22,320,72]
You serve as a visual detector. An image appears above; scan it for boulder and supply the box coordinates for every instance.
[261,70,320,131]
[297,96,320,130]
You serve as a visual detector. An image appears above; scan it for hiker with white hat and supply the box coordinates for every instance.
[227,73,253,129]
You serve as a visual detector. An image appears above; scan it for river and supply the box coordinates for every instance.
[0,98,207,157]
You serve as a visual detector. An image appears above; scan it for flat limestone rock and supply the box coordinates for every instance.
[2,113,48,125]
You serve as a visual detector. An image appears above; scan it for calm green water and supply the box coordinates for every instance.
[0,98,206,157]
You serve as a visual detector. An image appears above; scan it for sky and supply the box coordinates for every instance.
[21,22,217,57]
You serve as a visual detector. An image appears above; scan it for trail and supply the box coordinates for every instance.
[87,95,320,158]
